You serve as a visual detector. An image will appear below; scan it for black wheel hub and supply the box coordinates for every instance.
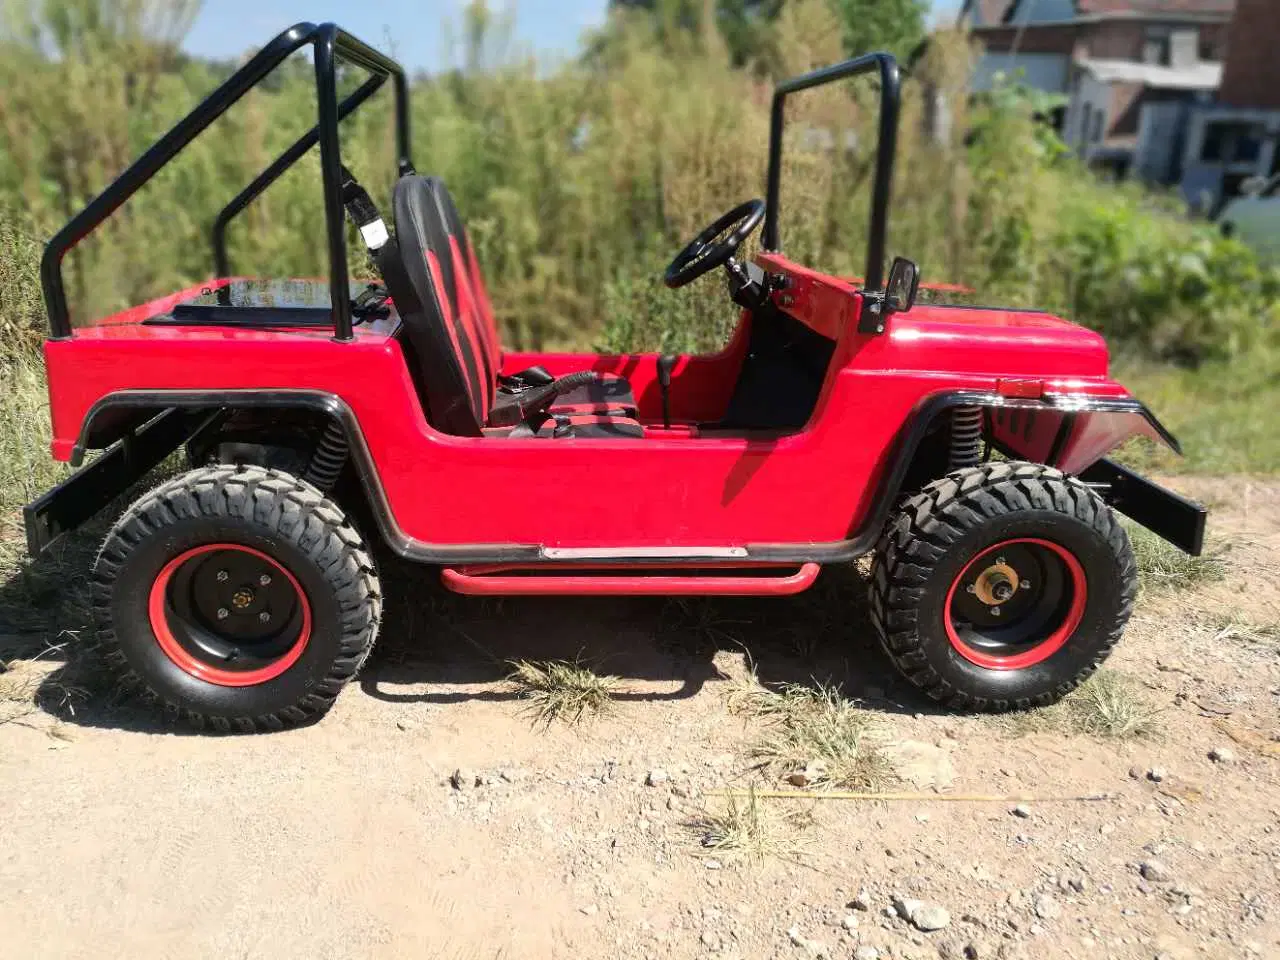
[949,541,1075,658]
[165,547,305,674]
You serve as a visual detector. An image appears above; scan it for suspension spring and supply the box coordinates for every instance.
[949,406,984,470]
[304,420,349,493]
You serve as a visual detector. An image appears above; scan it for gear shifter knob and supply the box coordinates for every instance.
[657,355,677,430]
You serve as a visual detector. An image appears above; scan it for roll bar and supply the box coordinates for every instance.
[762,52,901,298]
[40,22,412,342]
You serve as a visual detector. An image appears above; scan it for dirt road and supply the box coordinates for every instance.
[2,477,1277,960]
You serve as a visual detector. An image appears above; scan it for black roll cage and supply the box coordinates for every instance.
[40,21,412,343]
[41,23,897,343]
[762,52,901,332]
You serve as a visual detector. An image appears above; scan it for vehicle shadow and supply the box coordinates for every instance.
[4,527,938,736]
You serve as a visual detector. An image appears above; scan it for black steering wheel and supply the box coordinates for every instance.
[663,199,766,289]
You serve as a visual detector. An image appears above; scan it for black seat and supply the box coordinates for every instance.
[384,175,642,439]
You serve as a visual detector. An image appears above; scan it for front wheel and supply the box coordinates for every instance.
[92,466,381,732]
[870,462,1136,711]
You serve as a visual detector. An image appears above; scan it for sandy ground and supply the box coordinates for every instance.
[1,476,1277,960]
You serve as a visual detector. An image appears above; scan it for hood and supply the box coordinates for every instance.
[886,304,1111,380]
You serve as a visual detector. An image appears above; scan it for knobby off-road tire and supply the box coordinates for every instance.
[870,462,1137,711]
[91,465,381,732]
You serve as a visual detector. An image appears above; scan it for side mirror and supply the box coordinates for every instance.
[886,256,920,313]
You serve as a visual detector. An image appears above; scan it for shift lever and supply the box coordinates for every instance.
[656,354,677,430]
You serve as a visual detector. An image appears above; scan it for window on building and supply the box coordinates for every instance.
[1143,26,1170,65]
[1201,121,1264,164]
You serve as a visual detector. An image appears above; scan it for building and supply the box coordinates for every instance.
[1179,0,1280,211]
[959,1,1267,194]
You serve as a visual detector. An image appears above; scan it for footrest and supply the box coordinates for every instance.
[440,563,821,597]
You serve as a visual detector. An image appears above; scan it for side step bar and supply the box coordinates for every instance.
[441,563,822,597]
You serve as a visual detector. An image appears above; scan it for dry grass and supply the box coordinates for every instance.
[1006,670,1162,741]
[506,658,621,727]
[731,673,892,790]
[685,786,813,862]
[1202,611,1280,650]
[1128,524,1225,592]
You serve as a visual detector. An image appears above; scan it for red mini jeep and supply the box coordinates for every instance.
[25,23,1206,731]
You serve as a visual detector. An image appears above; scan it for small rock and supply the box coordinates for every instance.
[450,768,477,790]
[895,898,952,932]
[700,930,720,949]
[1010,804,1032,819]
[1146,767,1167,783]
[645,769,669,786]
[1128,766,1144,780]
[1208,746,1235,764]
[842,914,860,932]
[704,859,722,870]
[786,926,830,958]
[854,948,880,960]
[580,904,599,917]
[851,890,872,911]
[935,936,979,959]
[1032,895,1060,920]
[1139,860,1172,883]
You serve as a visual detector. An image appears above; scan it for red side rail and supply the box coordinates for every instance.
[440,564,822,597]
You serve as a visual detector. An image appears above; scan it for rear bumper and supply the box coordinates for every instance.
[1080,458,1207,556]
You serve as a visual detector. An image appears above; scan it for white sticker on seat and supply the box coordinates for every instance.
[360,219,389,250]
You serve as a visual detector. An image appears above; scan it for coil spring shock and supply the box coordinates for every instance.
[304,420,349,493]
[949,406,984,470]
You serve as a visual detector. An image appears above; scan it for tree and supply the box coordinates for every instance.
[606,0,929,66]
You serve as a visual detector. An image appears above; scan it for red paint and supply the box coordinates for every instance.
[148,544,312,686]
[441,563,821,596]
[943,538,1088,671]
[45,255,1146,552]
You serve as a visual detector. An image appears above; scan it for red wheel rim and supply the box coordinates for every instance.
[148,544,311,687]
[943,538,1087,671]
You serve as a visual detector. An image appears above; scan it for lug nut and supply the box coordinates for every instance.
[991,606,1002,617]
[1020,579,1032,590]
[259,574,272,586]
[259,611,271,623]
[966,584,977,594]
[995,556,1006,565]
[216,570,229,582]
[216,607,230,620]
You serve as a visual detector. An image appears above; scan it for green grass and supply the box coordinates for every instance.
[734,678,893,790]
[685,786,813,862]
[1005,670,1162,741]
[1126,523,1225,592]
[506,658,621,726]
[1112,353,1280,475]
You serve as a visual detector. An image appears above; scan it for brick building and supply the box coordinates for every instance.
[960,0,1280,207]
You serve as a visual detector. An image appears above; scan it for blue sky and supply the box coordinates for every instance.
[187,1,963,70]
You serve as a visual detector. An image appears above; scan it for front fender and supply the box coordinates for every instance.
[989,396,1180,476]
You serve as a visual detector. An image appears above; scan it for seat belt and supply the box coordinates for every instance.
[337,166,424,322]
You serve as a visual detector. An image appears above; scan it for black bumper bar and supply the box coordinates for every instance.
[1080,458,1207,557]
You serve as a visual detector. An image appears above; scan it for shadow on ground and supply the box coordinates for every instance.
[1,524,934,735]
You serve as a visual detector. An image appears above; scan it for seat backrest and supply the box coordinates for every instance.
[390,175,491,436]
[425,181,502,390]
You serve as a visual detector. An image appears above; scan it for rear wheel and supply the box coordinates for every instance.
[92,466,381,732]
[870,462,1136,711]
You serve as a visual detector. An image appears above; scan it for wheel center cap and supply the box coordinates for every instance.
[231,587,256,610]
[973,563,1019,606]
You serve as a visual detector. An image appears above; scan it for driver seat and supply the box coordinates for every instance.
[387,174,641,439]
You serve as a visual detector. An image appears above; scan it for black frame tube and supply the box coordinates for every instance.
[762,52,900,293]
[40,21,412,341]
[212,73,386,284]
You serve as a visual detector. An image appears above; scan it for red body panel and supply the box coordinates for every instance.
[45,256,1146,551]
